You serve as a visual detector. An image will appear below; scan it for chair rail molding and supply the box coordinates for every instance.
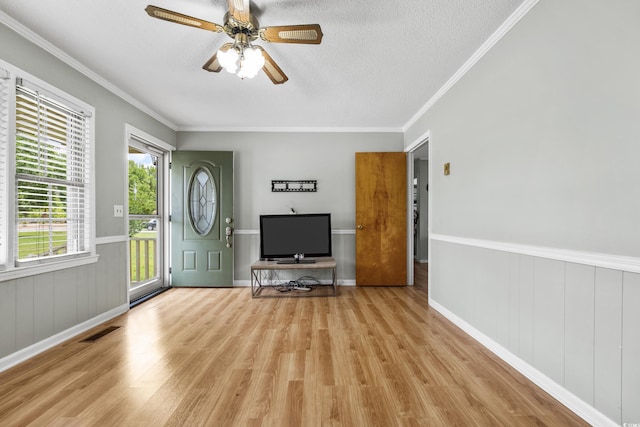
[431,234,640,274]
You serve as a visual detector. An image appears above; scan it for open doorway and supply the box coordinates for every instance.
[406,132,430,289]
[126,125,172,303]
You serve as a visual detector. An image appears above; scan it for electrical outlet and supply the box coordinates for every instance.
[113,205,124,217]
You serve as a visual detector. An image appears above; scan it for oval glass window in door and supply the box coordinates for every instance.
[188,166,217,235]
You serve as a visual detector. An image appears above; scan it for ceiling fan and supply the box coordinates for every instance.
[145,0,323,84]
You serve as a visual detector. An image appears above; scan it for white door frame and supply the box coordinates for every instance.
[405,130,430,288]
[124,124,175,303]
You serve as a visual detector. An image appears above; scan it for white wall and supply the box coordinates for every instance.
[177,131,403,281]
[406,1,640,257]
[405,0,640,425]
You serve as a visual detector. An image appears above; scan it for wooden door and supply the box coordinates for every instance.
[171,151,234,287]
[355,152,407,286]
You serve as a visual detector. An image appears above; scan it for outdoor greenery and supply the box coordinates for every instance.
[15,120,69,222]
[128,159,157,237]
[18,230,67,259]
[128,157,159,283]
[15,136,69,258]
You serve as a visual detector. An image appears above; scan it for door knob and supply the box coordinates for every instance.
[357,224,364,230]
[225,226,234,248]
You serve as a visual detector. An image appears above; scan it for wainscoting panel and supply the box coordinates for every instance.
[33,274,55,343]
[507,253,520,355]
[532,257,565,386]
[15,278,34,350]
[473,247,510,349]
[76,263,97,323]
[430,236,640,425]
[517,254,535,365]
[54,268,78,333]
[622,272,640,423]
[564,262,595,405]
[594,268,622,424]
[96,242,128,310]
[0,241,128,367]
[0,280,17,356]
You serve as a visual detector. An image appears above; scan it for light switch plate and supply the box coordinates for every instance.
[113,205,124,217]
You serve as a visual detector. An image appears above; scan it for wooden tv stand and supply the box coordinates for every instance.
[250,257,337,298]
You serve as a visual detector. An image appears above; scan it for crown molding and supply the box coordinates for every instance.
[402,0,540,132]
[177,126,403,133]
[0,10,177,131]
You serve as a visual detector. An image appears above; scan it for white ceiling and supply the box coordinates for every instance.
[0,0,525,131]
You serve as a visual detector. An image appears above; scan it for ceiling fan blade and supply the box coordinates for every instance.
[259,24,323,44]
[256,47,288,85]
[145,5,224,33]
[202,43,233,73]
[228,0,251,23]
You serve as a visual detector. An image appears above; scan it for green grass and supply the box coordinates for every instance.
[17,230,68,259]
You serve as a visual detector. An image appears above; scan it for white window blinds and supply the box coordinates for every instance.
[0,68,9,269]
[15,79,91,263]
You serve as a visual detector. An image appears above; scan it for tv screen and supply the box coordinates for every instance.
[259,213,332,261]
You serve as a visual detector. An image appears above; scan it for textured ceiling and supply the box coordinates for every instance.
[0,0,525,130]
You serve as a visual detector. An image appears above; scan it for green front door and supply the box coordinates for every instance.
[171,151,233,287]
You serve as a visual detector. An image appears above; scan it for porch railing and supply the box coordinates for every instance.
[130,237,157,285]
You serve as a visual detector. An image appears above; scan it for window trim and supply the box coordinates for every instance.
[0,66,9,270]
[0,59,97,281]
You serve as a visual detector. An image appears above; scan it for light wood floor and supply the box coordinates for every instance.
[0,268,587,426]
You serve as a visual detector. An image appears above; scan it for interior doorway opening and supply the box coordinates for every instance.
[406,132,430,288]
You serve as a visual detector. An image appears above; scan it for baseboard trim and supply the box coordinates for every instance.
[0,303,129,373]
[428,299,617,427]
[431,233,640,273]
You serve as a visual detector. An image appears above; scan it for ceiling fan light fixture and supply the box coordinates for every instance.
[146,1,322,84]
[217,47,240,73]
[217,44,264,79]
[237,46,265,79]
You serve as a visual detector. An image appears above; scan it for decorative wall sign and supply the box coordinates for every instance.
[271,180,317,192]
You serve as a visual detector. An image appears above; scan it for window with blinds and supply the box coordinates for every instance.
[15,79,91,264]
[0,68,8,269]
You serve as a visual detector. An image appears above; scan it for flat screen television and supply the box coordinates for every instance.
[259,213,332,263]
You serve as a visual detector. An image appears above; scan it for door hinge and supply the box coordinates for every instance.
[169,162,172,170]
[169,214,172,222]
[169,267,172,274]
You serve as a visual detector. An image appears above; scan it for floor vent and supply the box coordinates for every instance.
[80,326,121,343]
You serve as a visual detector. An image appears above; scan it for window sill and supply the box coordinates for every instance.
[0,253,100,283]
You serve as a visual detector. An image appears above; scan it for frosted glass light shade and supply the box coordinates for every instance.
[218,48,240,74]
[237,47,265,79]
